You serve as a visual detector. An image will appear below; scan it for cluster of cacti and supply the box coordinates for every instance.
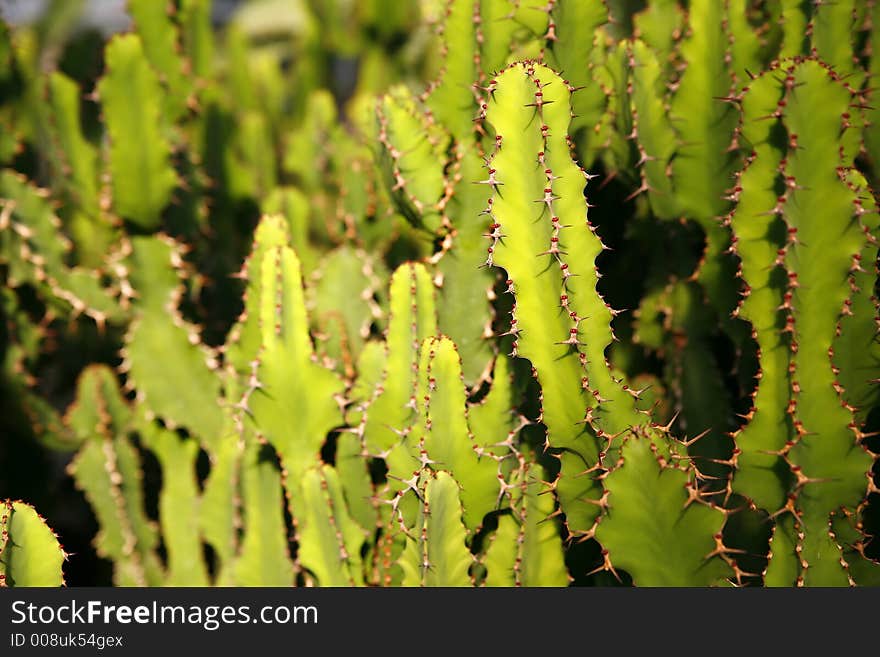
[2,0,879,587]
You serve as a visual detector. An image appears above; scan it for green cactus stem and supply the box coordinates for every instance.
[122,235,224,453]
[66,366,164,586]
[594,432,733,586]
[398,470,473,586]
[729,58,877,586]
[482,60,648,537]
[482,456,569,587]
[0,500,66,587]
[97,34,177,230]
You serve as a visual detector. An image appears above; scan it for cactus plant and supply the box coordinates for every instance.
[1,0,879,589]
[0,500,66,587]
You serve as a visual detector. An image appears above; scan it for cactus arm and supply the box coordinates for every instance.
[225,213,347,565]
[248,244,345,489]
[777,61,874,586]
[553,450,604,537]
[199,434,242,579]
[399,471,473,586]
[544,0,609,166]
[416,336,500,532]
[97,34,177,230]
[482,63,592,456]
[629,38,679,219]
[283,90,337,193]
[510,0,550,38]
[656,281,736,490]
[486,62,645,437]
[435,145,496,386]
[65,367,164,586]
[0,501,66,587]
[309,245,386,377]
[262,188,316,275]
[140,422,209,586]
[232,439,295,586]
[598,40,640,181]
[123,236,224,453]
[376,96,497,389]
[64,365,131,447]
[671,335,735,487]
[669,0,739,222]
[224,214,291,377]
[297,465,366,586]
[725,0,767,90]
[375,7,499,385]
[234,111,277,199]
[179,0,214,80]
[375,88,449,232]
[779,0,811,58]
[594,435,731,586]
[484,61,649,536]
[478,0,521,77]
[639,0,750,372]
[0,172,122,326]
[336,432,380,536]
[368,513,406,586]
[424,0,478,143]
[812,0,860,76]
[728,69,792,511]
[763,514,800,586]
[483,460,568,587]
[732,59,876,585]
[67,379,164,587]
[224,25,257,114]
[362,263,437,477]
[349,339,388,408]
[45,71,100,218]
[633,0,683,65]
[128,0,190,121]
[45,71,116,269]
[468,353,515,456]
[832,510,880,585]
[833,171,880,424]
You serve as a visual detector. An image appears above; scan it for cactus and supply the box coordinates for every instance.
[297,465,367,586]
[122,235,224,453]
[0,500,66,587]
[3,0,880,589]
[594,432,731,586]
[398,471,473,586]
[232,439,295,586]
[481,60,647,538]
[729,58,878,585]
[308,245,386,378]
[482,456,569,587]
[245,243,345,483]
[358,261,437,485]
[66,366,165,586]
[98,34,178,231]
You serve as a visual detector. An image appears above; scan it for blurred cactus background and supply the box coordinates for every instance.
[1,0,879,587]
